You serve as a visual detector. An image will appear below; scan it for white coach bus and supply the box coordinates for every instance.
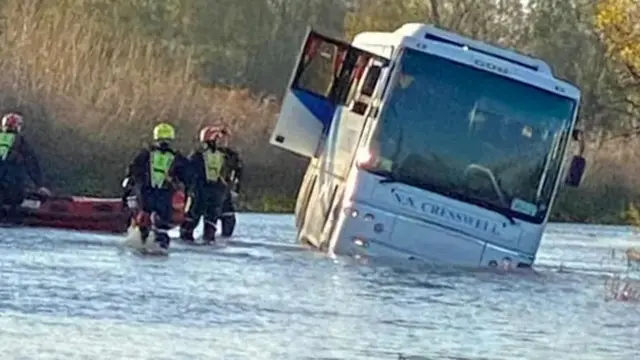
[270,23,586,268]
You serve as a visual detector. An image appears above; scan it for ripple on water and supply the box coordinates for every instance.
[0,218,638,359]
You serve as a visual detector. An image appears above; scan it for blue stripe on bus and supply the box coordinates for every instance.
[291,89,336,132]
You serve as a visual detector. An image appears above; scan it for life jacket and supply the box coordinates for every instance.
[149,149,175,188]
[203,148,225,183]
[0,131,16,161]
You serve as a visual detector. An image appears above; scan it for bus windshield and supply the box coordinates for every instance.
[367,48,577,223]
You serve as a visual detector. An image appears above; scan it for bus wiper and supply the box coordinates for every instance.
[378,172,427,192]
[378,170,398,183]
[465,194,516,225]
[426,180,515,225]
[360,167,399,184]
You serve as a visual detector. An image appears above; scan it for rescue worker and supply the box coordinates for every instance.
[124,123,189,250]
[180,125,230,243]
[217,127,243,237]
[0,112,50,222]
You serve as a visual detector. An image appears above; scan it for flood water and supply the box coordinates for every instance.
[0,215,638,360]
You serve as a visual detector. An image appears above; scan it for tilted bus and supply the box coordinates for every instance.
[270,23,587,268]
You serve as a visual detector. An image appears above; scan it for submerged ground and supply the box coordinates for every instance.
[0,215,638,359]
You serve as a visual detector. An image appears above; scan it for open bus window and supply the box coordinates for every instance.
[291,31,387,105]
[294,37,340,98]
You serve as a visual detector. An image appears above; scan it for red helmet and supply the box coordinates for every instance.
[1,113,23,132]
[199,125,229,143]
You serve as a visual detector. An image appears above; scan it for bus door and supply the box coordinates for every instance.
[270,28,390,158]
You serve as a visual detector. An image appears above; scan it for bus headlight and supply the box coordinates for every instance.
[344,207,359,218]
[353,237,369,248]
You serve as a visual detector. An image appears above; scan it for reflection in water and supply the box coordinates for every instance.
[601,247,640,302]
[604,275,640,302]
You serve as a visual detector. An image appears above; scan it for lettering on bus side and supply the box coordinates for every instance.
[391,189,504,236]
[473,58,508,74]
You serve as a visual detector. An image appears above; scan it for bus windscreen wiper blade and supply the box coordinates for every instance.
[379,172,398,183]
[466,194,516,225]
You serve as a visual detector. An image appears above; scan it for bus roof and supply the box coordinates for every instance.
[351,23,580,98]
[353,23,553,76]
[394,23,553,76]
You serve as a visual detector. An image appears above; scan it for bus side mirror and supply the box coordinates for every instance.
[565,155,586,187]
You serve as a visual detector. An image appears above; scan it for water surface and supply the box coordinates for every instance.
[0,216,638,359]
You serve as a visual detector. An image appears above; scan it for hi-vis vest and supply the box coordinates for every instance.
[0,132,15,161]
[204,149,225,182]
[150,150,175,188]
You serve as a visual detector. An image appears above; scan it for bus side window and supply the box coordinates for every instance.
[350,62,384,115]
[294,38,340,99]
[361,66,381,96]
[291,31,388,106]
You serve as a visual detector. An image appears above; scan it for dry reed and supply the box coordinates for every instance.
[0,0,304,207]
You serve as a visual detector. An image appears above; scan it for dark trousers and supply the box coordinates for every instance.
[180,182,226,241]
[0,172,26,223]
[0,182,25,206]
[220,189,235,216]
[219,188,237,237]
[136,186,173,248]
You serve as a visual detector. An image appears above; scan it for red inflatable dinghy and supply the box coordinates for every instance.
[17,196,131,234]
[12,191,187,234]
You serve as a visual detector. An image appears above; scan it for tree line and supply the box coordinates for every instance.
[0,0,637,222]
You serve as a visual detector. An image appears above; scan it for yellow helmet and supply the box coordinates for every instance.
[153,123,175,141]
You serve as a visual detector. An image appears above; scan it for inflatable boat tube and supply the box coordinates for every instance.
[17,196,131,234]
[14,190,187,234]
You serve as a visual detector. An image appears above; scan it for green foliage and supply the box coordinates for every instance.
[239,195,296,213]
[551,185,632,224]
[623,202,640,228]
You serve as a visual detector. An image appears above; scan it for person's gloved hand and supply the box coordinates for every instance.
[37,187,51,197]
